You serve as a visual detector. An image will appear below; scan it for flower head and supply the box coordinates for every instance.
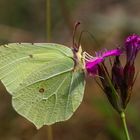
[84,34,140,111]
[110,34,140,108]
[125,34,140,63]
[85,48,122,76]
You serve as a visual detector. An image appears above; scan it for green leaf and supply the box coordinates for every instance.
[0,43,85,128]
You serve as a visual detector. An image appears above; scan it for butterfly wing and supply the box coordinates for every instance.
[0,43,85,128]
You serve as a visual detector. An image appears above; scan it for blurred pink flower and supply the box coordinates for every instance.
[85,48,122,75]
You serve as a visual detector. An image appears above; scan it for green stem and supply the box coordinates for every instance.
[47,126,53,140]
[46,0,51,42]
[120,112,130,140]
[46,0,53,140]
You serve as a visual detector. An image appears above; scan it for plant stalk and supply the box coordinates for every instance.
[120,112,130,140]
[47,125,53,140]
[46,0,51,42]
[46,0,53,140]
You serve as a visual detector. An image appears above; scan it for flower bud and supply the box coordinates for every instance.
[121,61,135,108]
[112,56,124,91]
[125,34,140,63]
[98,64,122,112]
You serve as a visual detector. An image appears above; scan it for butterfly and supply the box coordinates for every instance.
[0,23,86,129]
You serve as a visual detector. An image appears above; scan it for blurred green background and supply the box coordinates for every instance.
[0,0,140,139]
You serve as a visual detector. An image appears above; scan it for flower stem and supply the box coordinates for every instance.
[47,126,53,140]
[120,112,130,140]
[46,0,53,140]
[46,0,51,42]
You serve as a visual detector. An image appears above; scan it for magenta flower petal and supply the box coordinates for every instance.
[86,57,103,75]
[125,34,140,62]
[102,48,122,58]
[126,34,140,48]
[85,48,122,76]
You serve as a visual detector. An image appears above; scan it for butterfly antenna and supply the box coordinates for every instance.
[73,21,81,49]
[78,30,100,48]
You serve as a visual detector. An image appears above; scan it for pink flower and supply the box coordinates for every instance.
[125,34,140,63]
[85,48,122,75]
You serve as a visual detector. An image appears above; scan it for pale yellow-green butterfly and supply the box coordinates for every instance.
[0,23,86,129]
